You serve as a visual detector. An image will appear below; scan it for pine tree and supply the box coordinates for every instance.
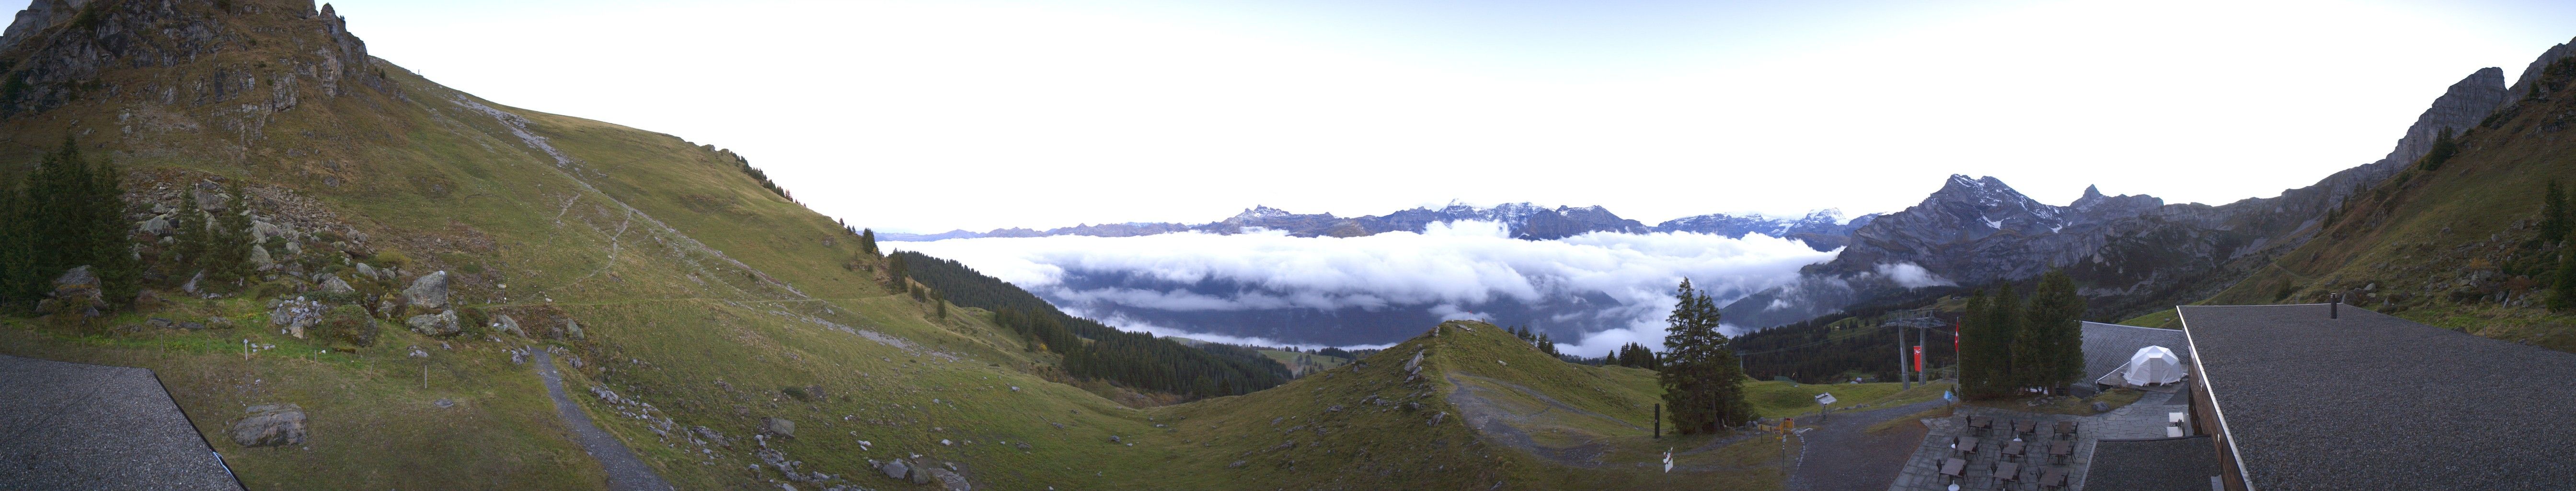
[2023,271,2086,393]
[0,179,33,311]
[1658,278,1754,434]
[933,289,949,320]
[860,228,880,257]
[2,137,136,310]
[2552,238,2576,311]
[170,187,207,274]
[2420,128,2460,171]
[2543,180,2570,246]
[204,185,256,289]
[886,252,909,290]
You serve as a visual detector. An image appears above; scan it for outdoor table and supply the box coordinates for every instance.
[1940,457,1967,484]
[1955,436,1980,456]
[2048,441,2072,465]
[1970,416,1993,436]
[2014,420,2036,436]
[2040,467,2069,489]
[2001,440,2026,461]
[2053,421,2076,439]
[1996,461,2023,488]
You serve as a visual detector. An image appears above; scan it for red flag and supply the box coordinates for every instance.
[1914,345,1924,372]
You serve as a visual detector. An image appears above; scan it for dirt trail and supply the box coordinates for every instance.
[533,350,674,491]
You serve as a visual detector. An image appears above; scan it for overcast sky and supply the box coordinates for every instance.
[16,0,2572,232]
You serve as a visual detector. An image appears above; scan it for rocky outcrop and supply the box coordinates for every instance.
[2508,37,2576,102]
[0,0,392,120]
[34,265,103,319]
[0,0,87,51]
[229,403,307,447]
[319,276,356,294]
[405,309,459,337]
[760,417,796,438]
[1722,68,2516,330]
[402,271,449,309]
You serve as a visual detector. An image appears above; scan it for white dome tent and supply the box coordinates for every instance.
[2121,346,2185,386]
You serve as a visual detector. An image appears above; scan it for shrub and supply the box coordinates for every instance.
[245,281,293,300]
[370,249,413,269]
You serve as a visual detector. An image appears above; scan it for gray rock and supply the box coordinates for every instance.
[181,269,204,294]
[761,417,796,438]
[354,262,378,281]
[402,271,450,309]
[137,215,173,236]
[2091,401,2111,413]
[207,316,235,330]
[179,321,207,330]
[880,459,910,480]
[146,318,174,329]
[251,220,286,241]
[192,187,228,212]
[927,466,970,491]
[320,276,356,294]
[495,315,525,337]
[1429,411,1447,426]
[248,245,275,270]
[269,298,324,338]
[405,310,461,337]
[908,462,931,485]
[283,241,301,256]
[563,318,585,339]
[230,404,308,447]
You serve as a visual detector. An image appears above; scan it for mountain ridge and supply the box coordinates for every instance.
[881,202,1879,251]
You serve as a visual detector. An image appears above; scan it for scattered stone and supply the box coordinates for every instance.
[269,298,324,339]
[354,262,379,280]
[38,266,104,319]
[2091,401,2111,413]
[1228,460,1248,468]
[137,215,173,236]
[207,316,235,330]
[563,318,585,339]
[434,398,455,409]
[1014,442,1031,451]
[908,460,933,485]
[928,466,970,491]
[762,417,797,438]
[1429,411,1447,426]
[320,276,356,294]
[1326,405,1343,413]
[248,245,275,270]
[402,271,450,309]
[179,320,207,330]
[230,404,308,447]
[879,459,910,480]
[405,309,461,337]
[495,315,525,337]
[147,317,174,329]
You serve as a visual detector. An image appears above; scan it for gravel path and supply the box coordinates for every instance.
[533,350,674,491]
[1784,399,1944,491]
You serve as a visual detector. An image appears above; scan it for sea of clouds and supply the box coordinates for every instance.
[890,221,1838,356]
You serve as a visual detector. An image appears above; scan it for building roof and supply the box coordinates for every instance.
[2082,321,2190,386]
[2179,304,2576,491]
[0,355,243,491]
[2087,436,2221,491]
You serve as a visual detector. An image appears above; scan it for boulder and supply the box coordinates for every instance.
[495,315,525,337]
[207,316,235,330]
[192,187,228,211]
[405,310,460,337]
[563,319,585,339]
[761,417,796,438]
[927,467,970,491]
[230,404,308,447]
[248,245,275,270]
[908,462,932,485]
[879,459,910,480]
[251,220,286,241]
[354,262,378,280]
[2091,401,2110,413]
[147,318,174,329]
[179,320,207,330]
[320,276,356,294]
[35,267,103,319]
[181,269,204,294]
[137,215,173,236]
[402,271,450,309]
[269,298,324,339]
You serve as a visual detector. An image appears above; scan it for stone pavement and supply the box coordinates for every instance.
[0,354,245,490]
[1886,391,2184,491]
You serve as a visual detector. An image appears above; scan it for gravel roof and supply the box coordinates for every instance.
[0,355,242,490]
[2082,321,2190,386]
[2180,304,2576,490]
[2087,436,2220,491]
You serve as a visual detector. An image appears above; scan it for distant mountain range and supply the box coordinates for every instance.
[1719,63,2527,330]
[881,203,1878,252]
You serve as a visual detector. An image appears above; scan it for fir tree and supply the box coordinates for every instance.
[1658,278,1753,433]
[859,228,880,257]
[204,185,256,289]
[2543,180,2570,246]
[2552,238,2576,311]
[2022,271,2087,393]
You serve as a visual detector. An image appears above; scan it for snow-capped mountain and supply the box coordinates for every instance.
[881,202,1855,249]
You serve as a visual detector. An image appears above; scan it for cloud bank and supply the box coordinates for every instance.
[892,221,1836,356]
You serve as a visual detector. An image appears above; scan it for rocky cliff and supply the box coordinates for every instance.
[1719,68,2514,330]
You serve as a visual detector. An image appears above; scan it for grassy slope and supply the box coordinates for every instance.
[0,2,1823,490]
[2200,68,2576,353]
[1260,349,1350,375]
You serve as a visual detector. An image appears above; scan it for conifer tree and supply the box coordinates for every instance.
[1,137,137,309]
[1658,278,1753,433]
[203,185,256,288]
[2552,238,2576,311]
[0,179,33,310]
[2022,271,2086,393]
[2543,180,2570,246]
[859,228,880,257]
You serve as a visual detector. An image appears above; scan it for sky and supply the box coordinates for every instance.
[17,0,2555,232]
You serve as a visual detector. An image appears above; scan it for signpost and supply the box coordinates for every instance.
[1815,393,1836,421]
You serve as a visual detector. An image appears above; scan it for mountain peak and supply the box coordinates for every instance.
[1234,205,1295,221]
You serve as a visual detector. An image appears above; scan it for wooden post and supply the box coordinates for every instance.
[1653,404,1661,439]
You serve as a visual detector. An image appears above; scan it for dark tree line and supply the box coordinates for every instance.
[1506,325,1559,356]
[1,138,138,313]
[724,152,792,202]
[1609,342,1659,369]
[893,251,1289,397]
[1734,301,1965,384]
[1959,270,2086,398]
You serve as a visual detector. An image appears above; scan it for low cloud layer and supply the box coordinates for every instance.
[893,221,1836,356]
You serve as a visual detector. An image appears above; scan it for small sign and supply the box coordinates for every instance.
[1815,393,1837,406]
